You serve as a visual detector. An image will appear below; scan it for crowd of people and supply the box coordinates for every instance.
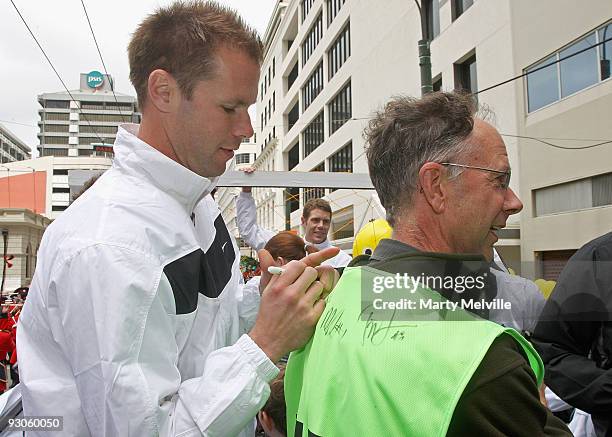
[8,2,610,436]
[0,287,26,393]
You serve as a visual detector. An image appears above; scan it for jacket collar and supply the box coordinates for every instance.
[112,124,218,214]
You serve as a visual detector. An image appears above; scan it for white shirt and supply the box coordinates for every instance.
[18,124,276,437]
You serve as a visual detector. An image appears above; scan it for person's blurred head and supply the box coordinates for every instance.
[301,199,332,244]
[258,366,286,437]
[264,231,317,266]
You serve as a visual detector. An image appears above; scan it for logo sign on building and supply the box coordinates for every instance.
[86,70,104,89]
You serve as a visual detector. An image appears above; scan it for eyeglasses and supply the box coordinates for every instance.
[439,162,511,189]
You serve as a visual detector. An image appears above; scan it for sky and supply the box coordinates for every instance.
[0,0,277,155]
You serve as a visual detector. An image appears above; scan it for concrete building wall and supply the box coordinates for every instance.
[0,209,51,291]
[510,0,612,277]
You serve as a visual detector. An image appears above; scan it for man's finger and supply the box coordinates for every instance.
[304,280,324,306]
[301,246,340,267]
[316,266,340,296]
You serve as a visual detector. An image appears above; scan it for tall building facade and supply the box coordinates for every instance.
[225,0,611,276]
[37,71,139,158]
[216,137,260,256]
[0,123,30,163]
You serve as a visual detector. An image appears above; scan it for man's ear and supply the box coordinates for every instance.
[301,215,307,227]
[258,411,276,435]
[147,69,178,113]
[418,162,448,214]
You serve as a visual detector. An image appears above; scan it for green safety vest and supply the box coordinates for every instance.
[285,266,543,437]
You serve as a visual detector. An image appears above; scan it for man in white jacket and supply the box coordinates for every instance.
[237,178,352,268]
[17,2,338,436]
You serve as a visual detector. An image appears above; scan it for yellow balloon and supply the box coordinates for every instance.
[352,219,392,257]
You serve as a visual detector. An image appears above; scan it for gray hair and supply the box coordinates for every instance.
[364,92,481,226]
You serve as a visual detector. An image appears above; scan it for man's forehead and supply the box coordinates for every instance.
[308,209,331,219]
[467,119,509,167]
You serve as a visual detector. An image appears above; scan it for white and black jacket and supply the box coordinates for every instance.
[17,124,275,436]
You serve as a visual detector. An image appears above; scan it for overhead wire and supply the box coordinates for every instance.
[79,0,130,123]
[9,0,107,147]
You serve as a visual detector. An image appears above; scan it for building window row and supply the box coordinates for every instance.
[303,162,326,203]
[328,141,352,173]
[80,101,133,111]
[40,136,68,145]
[302,12,323,66]
[235,153,251,165]
[301,0,315,23]
[261,57,276,100]
[80,125,118,134]
[302,61,324,110]
[287,101,300,131]
[329,80,351,134]
[44,124,70,133]
[287,61,299,91]
[40,148,69,157]
[327,0,346,27]
[526,21,611,112]
[43,101,70,109]
[43,113,70,121]
[302,111,324,158]
[80,113,127,123]
[328,23,350,80]
[534,171,612,216]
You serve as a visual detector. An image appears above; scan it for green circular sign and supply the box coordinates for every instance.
[86,70,104,89]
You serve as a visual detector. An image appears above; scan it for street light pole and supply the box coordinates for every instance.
[414,0,433,95]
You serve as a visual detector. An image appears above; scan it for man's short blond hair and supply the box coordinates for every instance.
[128,0,262,108]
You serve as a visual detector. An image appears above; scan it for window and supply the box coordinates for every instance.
[79,137,101,145]
[327,0,346,27]
[526,55,559,112]
[235,153,251,165]
[80,125,117,134]
[288,61,299,90]
[52,187,71,193]
[287,101,299,131]
[81,114,127,123]
[40,148,68,157]
[272,92,276,113]
[303,163,325,203]
[454,54,477,93]
[534,172,612,216]
[328,142,352,193]
[433,76,442,91]
[302,111,324,158]
[45,124,69,133]
[52,205,68,212]
[80,102,105,110]
[41,136,68,145]
[272,58,276,78]
[302,13,323,66]
[328,23,350,80]
[288,142,300,170]
[301,0,315,23]
[302,61,324,110]
[526,22,612,112]
[329,142,352,173]
[559,33,598,98]
[44,100,70,109]
[329,81,351,134]
[425,0,440,40]
[44,112,69,121]
[452,0,473,21]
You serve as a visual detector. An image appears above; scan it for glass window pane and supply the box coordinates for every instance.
[527,54,559,112]
[559,33,598,97]
[599,24,612,80]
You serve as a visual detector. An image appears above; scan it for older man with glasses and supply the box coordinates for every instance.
[284,92,570,436]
